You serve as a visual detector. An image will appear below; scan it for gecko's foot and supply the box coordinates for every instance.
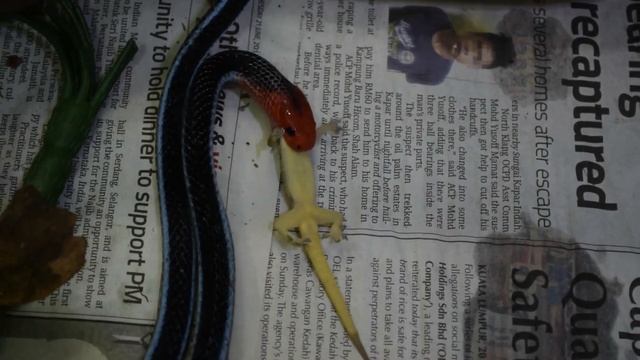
[317,119,344,137]
[239,93,251,110]
[268,127,284,148]
[274,204,344,245]
[333,224,348,242]
[272,220,310,245]
[326,220,345,242]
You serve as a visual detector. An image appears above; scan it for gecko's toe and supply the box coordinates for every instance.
[297,236,311,245]
[273,230,289,243]
[287,233,308,246]
[328,226,343,242]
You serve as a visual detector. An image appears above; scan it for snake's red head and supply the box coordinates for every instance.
[274,86,317,152]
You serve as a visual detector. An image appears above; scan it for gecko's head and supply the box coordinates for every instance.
[276,86,317,152]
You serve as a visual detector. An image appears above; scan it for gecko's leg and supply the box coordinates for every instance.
[274,204,345,245]
[317,119,344,137]
[273,209,308,245]
[311,207,345,242]
[268,127,284,148]
[238,93,251,110]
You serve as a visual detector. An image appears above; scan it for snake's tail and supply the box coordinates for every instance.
[301,222,370,360]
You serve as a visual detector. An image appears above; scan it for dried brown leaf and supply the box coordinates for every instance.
[0,186,86,306]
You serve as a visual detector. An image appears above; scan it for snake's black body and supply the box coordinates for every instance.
[146,1,256,359]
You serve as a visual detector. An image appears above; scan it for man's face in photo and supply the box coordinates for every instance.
[433,30,497,68]
[456,33,497,68]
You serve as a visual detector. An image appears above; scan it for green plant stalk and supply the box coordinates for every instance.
[23,39,138,203]
[48,0,94,96]
[3,0,138,204]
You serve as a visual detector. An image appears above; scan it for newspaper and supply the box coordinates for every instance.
[2,0,640,359]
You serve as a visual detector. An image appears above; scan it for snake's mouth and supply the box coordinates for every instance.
[283,131,315,152]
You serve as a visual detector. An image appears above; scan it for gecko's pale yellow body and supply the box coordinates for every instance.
[274,139,369,360]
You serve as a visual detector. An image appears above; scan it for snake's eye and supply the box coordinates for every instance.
[284,127,296,136]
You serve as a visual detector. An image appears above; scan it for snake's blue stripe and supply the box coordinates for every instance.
[148,1,249,359]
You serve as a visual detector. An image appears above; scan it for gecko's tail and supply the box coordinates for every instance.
[302,224,369,360]
[350,332,370,360]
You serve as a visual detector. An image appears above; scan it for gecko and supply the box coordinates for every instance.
[274,137,369,360]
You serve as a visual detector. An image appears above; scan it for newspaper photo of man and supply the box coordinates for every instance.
[387,6,516,86]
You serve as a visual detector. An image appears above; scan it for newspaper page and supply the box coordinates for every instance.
[243,0,640,359]
[2,0,640,360]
